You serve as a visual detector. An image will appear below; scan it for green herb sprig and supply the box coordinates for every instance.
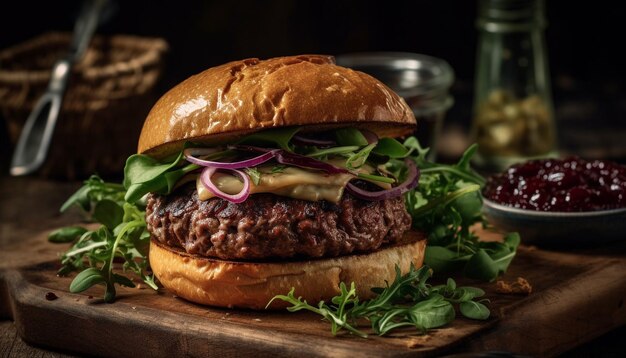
[388,138,519,281]
[268,265,490,338]
[50,176,158,302]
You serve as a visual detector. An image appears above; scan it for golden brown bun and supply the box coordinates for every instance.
[149,231,426,309]
[138,55,416,157]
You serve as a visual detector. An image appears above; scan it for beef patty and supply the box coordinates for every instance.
[146,184,412,260]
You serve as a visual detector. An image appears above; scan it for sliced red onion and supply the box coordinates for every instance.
[185,148,278,169]
[292,134,336,147]
[228,145,348,174]
[346,159,419,201]
[200,167,250,203]
[275,151,348,174]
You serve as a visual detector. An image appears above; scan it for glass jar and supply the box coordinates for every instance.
[336,52,454,160]
[470,0,557,171]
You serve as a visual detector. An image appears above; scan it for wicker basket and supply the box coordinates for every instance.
[0,32,168,179]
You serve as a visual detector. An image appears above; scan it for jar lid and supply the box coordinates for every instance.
[335,52,454,102]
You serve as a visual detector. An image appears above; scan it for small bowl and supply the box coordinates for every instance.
[482,198,626,247]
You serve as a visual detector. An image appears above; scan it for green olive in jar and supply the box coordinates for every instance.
[473,89,555,157]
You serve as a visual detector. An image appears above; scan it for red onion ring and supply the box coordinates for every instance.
[200,167,250,203]
[185,148,278,169]
[228,145,349,174]
[274,151,348,174]
[346,159,419,201]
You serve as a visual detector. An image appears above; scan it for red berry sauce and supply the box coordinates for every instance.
[483,157,626,212]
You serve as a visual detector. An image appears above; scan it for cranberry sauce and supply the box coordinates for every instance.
[483,157,626,212]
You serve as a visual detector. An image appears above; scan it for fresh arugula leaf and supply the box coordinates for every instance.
[451,188,483,223]
[245,167,262,185]
[458,286,486,300]
[504,232,521,251]
[123,151,197,204]
[334,128,368,146]
[356,173,396,184]
[402,136,430,165]
[396,138,517,282]
[69,267,106,293]
[306,145,360,158]
[403,295,455,331]
[125,179,163,205]
[424,246,466,273]
[270,265,490,338]
[237,126,301,151]
[459,300,490,320]
[60,185,91,212]
[51,175,156,302]
[123,152,182,189]
[463,249,500,281]
[48,226,88,243]
[373,138,410,158]
[267,284,366,338]
[456,143,478,172]
[93,200,124,230]
[60,176,125,213]
[113,273,136,288]
[346,143,376,170]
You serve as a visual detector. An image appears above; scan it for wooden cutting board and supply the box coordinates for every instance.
[1,229,625,357]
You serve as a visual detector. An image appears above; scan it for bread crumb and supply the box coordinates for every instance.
[253,318,262,322]
[496,277,532,295]
[406,334,430,349]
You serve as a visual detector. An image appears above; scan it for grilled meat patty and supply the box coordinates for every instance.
[146,184,412,260]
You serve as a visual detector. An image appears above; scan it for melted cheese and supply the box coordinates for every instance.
[196,160,393,203]
[197,166,355,203]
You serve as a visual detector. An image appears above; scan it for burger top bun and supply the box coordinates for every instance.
[138,55,416,157]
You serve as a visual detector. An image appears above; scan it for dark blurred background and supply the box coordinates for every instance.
[1,0,625,172]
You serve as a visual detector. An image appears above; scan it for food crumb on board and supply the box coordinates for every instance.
[253,318,262,322]
[406,334,431,349]
[496,277,533,295]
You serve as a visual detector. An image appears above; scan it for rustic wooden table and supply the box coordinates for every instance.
[1,177,82,357]
[1,176,625,357]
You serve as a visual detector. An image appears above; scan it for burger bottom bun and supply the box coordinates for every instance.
[149,231,427,309]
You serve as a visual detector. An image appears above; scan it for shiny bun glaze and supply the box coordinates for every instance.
[138,55,416,157]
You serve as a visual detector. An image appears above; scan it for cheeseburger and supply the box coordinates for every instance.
[138,55,425,309]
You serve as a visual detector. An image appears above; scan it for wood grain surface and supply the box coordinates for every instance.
[1,177,626,357]
[1,229,625,357]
